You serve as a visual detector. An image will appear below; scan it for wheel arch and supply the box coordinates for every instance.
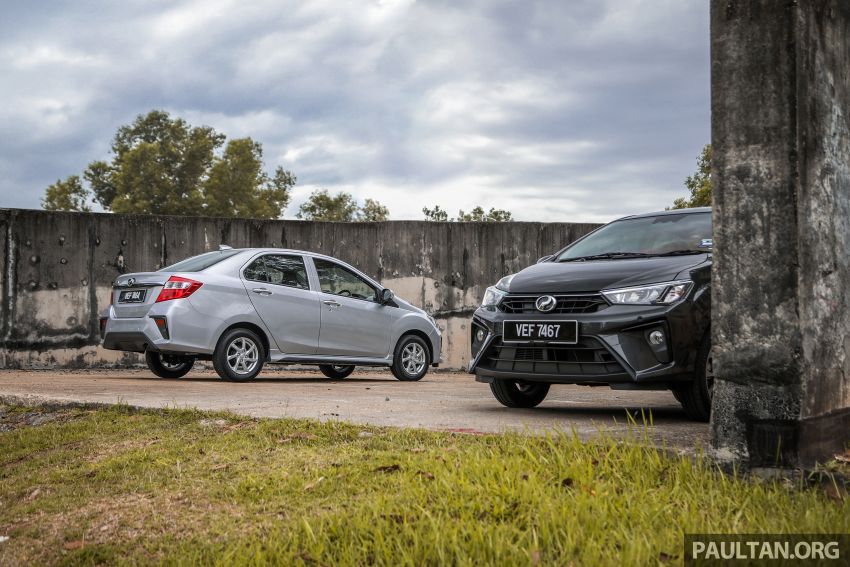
[395,329,435,363]
[218,321,272,360]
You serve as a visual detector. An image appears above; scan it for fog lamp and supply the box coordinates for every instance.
[648,330,665,345]
[476,328,486,342]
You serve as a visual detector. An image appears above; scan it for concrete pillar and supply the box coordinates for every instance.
[710,0,850,468]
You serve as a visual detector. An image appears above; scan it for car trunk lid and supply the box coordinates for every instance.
[111,272,169,318]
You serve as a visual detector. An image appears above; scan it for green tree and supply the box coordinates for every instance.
[297,190,359,221]
[671,144,712,209]
[41,176,91,212]
[357,198,390,221]
[422,205,449,221]
[204,138,293,218]
[42,110,295,219]
[457,206,513,222]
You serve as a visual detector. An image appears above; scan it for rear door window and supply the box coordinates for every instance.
[244,255,310,290]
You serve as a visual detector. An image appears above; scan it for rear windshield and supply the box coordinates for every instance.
[160,250,242,272]
[556,213,712,260]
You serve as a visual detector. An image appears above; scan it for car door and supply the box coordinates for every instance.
[242,253,321,355]
[311,258,392,358]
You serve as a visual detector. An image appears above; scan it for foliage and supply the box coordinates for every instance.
[671,144,712,209]
[1,404,847,565]
[42,110,294,219]
[423,204,513,222]
[458,206,513,222]
[297,190,390,222]
[422,205,449,221]
[357,198,390,222]
[41,175,91,212]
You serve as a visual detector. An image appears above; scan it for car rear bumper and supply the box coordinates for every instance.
[468,298,708,386]
[100,305,214,355]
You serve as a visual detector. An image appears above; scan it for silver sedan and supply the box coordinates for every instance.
[101,247,442,382]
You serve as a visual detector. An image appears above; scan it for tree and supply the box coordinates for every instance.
[670,144,712,209]
[42,176,91,212]
[204,138,293,218]
[42,110,295,218]
[422,205,449,221]
[358,198,390,221]
[297,190,359,221]
[423,205,513,221]
[457,206,513,222]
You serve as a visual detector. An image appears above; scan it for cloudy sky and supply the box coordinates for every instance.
[0,0,709,223]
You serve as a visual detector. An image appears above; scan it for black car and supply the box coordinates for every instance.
[468,207,713,421]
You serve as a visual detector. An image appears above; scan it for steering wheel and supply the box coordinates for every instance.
[338,289,352,297]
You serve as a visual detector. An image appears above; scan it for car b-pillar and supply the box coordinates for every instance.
[710,0,850,468]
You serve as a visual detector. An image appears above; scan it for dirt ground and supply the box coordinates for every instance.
[0,367,708,449]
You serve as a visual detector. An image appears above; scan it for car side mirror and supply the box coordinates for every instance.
[536,255,553,264]
[380,288,395,304]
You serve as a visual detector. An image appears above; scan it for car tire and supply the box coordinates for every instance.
[212,328,265,382]
[145,351,194,379]
[391,335,430,381]
[319,364,355,379]
[675,335,713,422]
[489,380,550,408]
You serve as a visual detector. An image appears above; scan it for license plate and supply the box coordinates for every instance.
[503,320,578,344]
[118,289,147,303]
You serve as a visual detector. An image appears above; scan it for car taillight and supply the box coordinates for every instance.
[155,276,203,303]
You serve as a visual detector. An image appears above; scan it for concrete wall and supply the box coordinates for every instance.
[710,0,850,467]
[0,208,599,370]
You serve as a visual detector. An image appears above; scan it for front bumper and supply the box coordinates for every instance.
[468,298,707,386]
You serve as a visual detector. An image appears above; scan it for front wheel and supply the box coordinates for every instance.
[319,365,355,379]
[145,351,194,379]
[489,380,550,408]
[391,335,430,381]
[674,335,713,421]
[213,328,265,382]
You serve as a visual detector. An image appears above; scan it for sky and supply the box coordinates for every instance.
[0,0,710,223]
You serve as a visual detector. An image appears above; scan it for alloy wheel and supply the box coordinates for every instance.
[401,342,426,376]
[226,337,259,376]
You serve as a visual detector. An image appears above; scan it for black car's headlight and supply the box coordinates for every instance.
[602,280,693,306]
[481,286,507,308]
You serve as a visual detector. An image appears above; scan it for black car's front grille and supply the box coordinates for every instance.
[478,338,625,376]
[498,294,607,314]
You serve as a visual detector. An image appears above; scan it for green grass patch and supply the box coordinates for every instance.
[0,404,847,565]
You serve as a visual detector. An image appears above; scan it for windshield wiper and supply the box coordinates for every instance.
[558,252,652,262]
[652,249,709,257]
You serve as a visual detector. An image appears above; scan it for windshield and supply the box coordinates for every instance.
[160,249,241,272]
[556,212,712,261]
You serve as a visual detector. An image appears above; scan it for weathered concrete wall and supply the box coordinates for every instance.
[710,0,850,467]
[0,208,598,370]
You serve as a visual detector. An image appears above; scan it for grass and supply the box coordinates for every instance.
[0,404,847,566]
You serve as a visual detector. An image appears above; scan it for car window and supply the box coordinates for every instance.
[313,259,377,302]
[244,254,310,290]
[160,249,242,272]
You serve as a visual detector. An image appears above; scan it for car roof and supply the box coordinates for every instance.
[614,207,711,221]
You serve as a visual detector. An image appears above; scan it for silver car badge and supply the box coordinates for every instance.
[535,295,557,312]
[127,277,135,286]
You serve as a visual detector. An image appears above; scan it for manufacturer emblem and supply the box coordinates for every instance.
[535,295,557,313]
[127,278,136,286]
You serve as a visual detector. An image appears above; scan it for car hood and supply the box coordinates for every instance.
[503,254,711,294]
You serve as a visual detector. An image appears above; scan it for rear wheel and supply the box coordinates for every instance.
[319,365,355,379]
[213,328,265,382]
[490,380,550,408]
[145,351,194,379]
[391,335,430,381]
[675,335,713,421]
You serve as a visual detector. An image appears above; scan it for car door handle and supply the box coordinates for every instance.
[252,288,272,296]
[322,299,340,307]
